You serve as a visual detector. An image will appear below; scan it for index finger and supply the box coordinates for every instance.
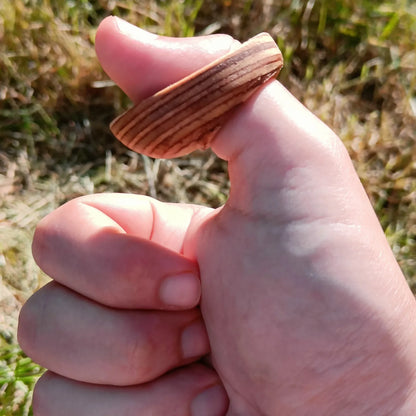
[32,193,212,309]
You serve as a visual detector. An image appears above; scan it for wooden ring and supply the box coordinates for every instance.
[110,33,283,159]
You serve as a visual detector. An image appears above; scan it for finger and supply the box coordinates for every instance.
[96,17,377,227]
[33,365,229,416]
[32,193,212,309]
[18,282,210,386]
[95,16,239,103]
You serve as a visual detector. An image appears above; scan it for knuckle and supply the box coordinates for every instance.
[32,373,52,416]
[17,293,42,357]
[31,219,49,268]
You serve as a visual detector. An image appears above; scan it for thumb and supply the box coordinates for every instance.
[95,16,239,103]
[96,17,370,222]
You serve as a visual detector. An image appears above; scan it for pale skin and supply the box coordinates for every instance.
[18,16,416,415]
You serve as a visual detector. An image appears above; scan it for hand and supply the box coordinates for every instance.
[18,17,416,415]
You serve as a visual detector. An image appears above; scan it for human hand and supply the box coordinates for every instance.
[18,17,416,415]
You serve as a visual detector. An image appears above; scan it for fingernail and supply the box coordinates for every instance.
[113,16,158,41]
[191,384,229,416]
[181,320,209,359]
[159,273,200,308]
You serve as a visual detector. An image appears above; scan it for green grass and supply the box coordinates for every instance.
[1,0,415,413]
[0,345,44,416]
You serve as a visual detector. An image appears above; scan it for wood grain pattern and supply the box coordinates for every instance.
[110,32,284,159]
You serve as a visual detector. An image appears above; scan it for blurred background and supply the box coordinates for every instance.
[0,0,415,414]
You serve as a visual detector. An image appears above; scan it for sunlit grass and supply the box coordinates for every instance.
[0,0,415,413]
[0,344,44,416]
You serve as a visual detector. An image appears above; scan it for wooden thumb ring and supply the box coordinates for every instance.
[110,32,284,159]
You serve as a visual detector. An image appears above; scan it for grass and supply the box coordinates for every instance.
[0,345,44,416]
[0,0,415,413]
